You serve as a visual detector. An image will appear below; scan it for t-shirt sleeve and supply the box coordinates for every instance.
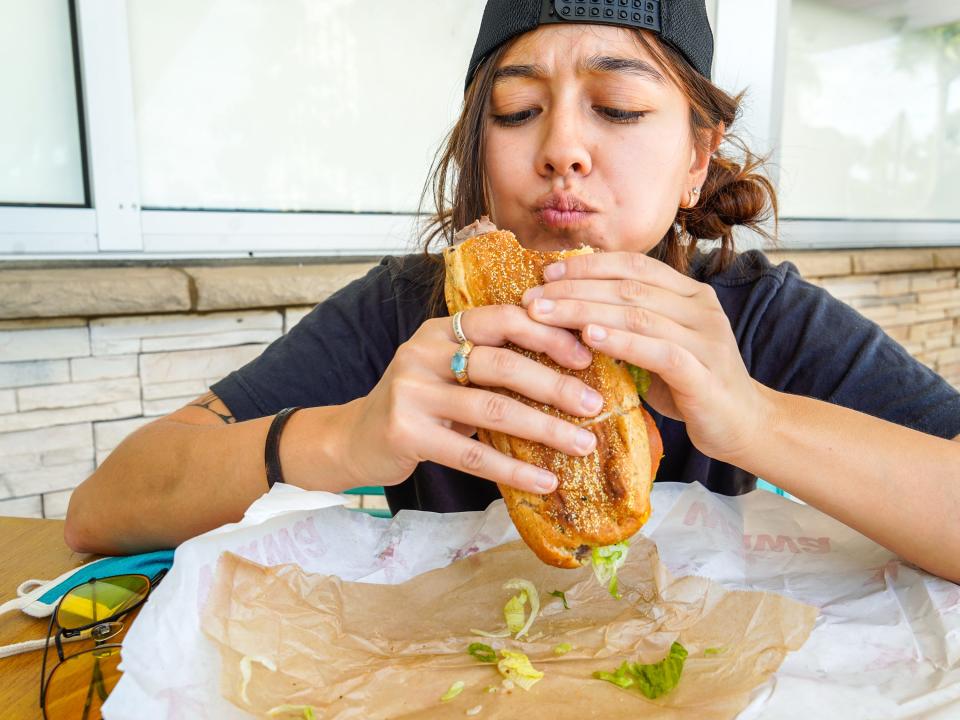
[211,258,407,422]
[742,260,960,440]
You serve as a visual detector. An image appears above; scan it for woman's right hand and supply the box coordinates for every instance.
[337,305,605,494]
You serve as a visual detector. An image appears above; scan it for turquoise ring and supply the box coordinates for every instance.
[451,340,475,386]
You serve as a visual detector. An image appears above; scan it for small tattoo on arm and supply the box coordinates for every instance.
[189,392,237,424]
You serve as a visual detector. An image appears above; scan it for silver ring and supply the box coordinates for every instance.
[452,311,469,344]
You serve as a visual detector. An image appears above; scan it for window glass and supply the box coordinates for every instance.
[0,0,86,205]
[127,0,486,213]
[780,0,960,220]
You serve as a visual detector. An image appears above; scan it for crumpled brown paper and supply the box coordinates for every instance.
[201,536,817,719]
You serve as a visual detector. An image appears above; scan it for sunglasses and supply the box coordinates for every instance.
[39,570,167,720]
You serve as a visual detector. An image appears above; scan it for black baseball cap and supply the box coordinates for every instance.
[466,0,714,91]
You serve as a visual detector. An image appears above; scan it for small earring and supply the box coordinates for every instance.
[688,186,701,207]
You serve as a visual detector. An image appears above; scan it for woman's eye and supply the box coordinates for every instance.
[492,109,538,126]
[596,107,646,123]
[492,107,644,126]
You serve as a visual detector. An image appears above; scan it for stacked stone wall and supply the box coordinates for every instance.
[2,248,958,518]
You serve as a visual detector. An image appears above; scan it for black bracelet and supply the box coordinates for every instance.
[264,407,303,489]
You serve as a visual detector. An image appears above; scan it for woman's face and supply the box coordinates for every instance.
[484,25,711,253]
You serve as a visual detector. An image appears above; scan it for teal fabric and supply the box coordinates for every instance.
[756,479,786,497]
[343,486,384,496]
[343,486,392,519]
[37,549,174,606]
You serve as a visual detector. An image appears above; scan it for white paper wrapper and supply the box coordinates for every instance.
[105,482,960,719]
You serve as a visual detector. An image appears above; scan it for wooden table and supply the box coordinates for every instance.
[0,517,95,720]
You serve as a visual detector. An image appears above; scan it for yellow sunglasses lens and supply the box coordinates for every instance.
[43,645,122,720]
[56,575,150,630]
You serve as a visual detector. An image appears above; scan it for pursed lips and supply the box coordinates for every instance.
[535,192,596,230]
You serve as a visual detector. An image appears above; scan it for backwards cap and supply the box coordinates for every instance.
[466,0,714,91]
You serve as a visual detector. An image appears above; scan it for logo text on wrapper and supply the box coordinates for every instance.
[683,501,831,554]
[196,515,328,610]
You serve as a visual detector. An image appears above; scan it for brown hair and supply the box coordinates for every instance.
[418,29,778,312]
[632,32,778,276]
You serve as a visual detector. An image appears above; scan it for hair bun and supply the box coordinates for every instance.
[685,151,776,242]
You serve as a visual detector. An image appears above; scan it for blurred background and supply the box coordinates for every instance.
[0,0,958,518]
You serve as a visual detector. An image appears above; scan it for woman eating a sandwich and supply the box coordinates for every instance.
[66,1,960,582]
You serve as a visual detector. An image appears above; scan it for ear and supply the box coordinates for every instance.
[685,123,724,205]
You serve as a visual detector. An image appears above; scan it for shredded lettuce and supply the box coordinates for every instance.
[239,654,277,705]
[473,578,542,640]
[591,541,629,599]
[266,705,318,719]
[625,364,652,400]
[704,646,727,656]
[548,590,570,609]
[593,642,688,699]
[594,662,635,689]
[553,642,572,655]
[497,650,544,691]
[503,578,540,638]
[467,642,497,663]
[503,591,527,634]
[441,680,466,702]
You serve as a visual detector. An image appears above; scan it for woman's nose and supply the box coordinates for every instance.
[536,111,592,179]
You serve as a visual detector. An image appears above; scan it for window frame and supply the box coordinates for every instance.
[1,0,957,260]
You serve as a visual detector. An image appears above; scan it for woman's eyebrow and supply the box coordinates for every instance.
[493,64,547,85]
[492,56,665,86]
[581,55,665,84]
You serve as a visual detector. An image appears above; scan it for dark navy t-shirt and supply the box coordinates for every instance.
[212,250,960,514]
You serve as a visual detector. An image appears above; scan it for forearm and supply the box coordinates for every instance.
[729,386,960,582]
[65,404,356,555]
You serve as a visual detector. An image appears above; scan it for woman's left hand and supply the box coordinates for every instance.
[521,251,771,464]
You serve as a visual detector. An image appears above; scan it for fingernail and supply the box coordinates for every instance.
[533,470,557,493]
[587,325,608,342]
[575,429,596,453]
[576,343,593,363]
[521,286,544,306]
[533,298,556,314]
[581,388,603,413]
[544,263,566,281]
